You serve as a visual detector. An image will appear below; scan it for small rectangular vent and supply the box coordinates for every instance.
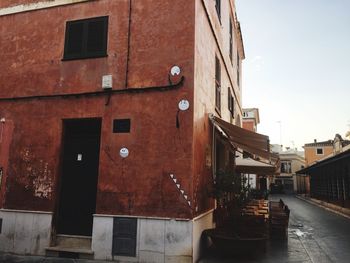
[112,217,137,256]
[113,119,131,133]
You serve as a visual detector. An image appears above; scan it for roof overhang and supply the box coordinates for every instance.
[297,149,350,174]
[235,157,277,175]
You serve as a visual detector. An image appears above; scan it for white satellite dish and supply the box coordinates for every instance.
[178,99,190,111]
[120,147,129,158]
[170,66,181,76]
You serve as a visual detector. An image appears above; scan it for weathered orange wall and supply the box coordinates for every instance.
[0,0,195,219]
[304,146,333,166]
[192,0,242,215]
[242,121,254,132]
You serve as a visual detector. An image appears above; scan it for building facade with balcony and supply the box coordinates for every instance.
[271,145,305,194]
[0,0,248,262]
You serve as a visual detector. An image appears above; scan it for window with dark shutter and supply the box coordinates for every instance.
[215,56,221,113]
[228,88,231,112]
[112,217,137,257]
[215,0,221,22]
[228,88,234,118]
[63,16,108,60]
[316,148,323,155]
[65,22,84,57]
[229,18,233,63]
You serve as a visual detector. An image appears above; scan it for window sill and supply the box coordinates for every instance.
[62,54,108,61]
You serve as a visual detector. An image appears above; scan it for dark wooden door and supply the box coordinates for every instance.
[57,118,101,236]
[260,177,267,191]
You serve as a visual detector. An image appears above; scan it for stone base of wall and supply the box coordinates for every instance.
[192,210,214,262]
[0,209,52,255]
[92,211,214,263]
[0,210,214,262]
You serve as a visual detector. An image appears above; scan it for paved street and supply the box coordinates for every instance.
[201,195,350,263]
[1,195,350,263]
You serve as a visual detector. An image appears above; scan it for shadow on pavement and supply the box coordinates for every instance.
[200,236,289,263]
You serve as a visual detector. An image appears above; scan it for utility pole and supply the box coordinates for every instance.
[277,121,282,148]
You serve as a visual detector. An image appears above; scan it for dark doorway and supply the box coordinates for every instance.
[57,118,102,236]
[215,140,225,173]
[259,177,267,191]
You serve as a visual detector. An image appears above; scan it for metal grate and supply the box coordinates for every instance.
[112,217,137,256]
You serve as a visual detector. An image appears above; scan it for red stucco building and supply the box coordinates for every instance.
[0,0,255,262]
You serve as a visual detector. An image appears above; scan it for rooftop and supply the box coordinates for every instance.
[304,140,333,147]
[304,134,350,148]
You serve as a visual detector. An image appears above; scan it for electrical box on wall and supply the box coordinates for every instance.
[102,75,113,89]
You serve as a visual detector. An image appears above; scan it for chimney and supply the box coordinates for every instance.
[314,139,317,143]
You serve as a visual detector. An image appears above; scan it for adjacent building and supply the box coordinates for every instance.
[298,135,350,207]
[0,1,269,262]
[240,108,276,191]
[304,135,350,166]
[242,108,260,132]
[241,108,260,188]
[271,145,305,194]
[304,139,334,166]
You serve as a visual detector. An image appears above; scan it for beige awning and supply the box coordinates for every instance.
[210,115,278,162]
[235,158,277,175]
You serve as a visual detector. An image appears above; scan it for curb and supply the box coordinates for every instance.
[296,195,350,220]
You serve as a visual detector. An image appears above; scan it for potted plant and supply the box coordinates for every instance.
[214,170,249,208]
[204,170,268,255]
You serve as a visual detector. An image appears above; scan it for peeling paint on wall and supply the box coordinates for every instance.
[18,148,53,199]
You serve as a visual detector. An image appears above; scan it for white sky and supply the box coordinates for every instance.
[236,0,350,150]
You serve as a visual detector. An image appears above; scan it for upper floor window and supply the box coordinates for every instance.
[316,148,323,155]
[215,56,221,113]
[229,18,233,63]
[63,16,108,60]
[228,88,234,118]
[281,162,292,173]
[215,0,221,22]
